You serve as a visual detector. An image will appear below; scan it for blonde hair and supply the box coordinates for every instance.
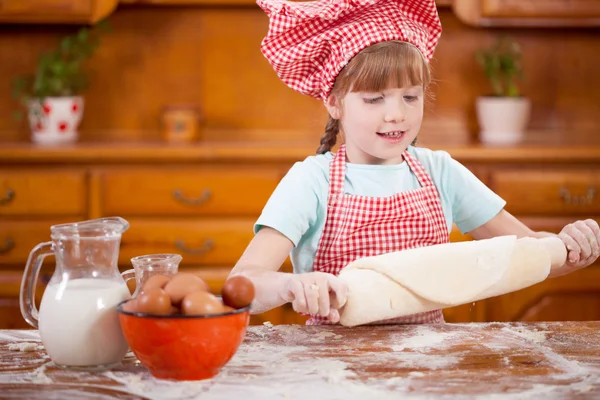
[316,41,431,155]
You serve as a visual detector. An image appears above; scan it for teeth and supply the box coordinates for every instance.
[379,131,403,137]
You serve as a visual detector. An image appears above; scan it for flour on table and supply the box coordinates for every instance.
[390,325,464,351]
[2,325,600,400]
[8,342,42,352]
[502,325,549,343]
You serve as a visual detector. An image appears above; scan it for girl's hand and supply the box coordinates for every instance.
[557,219,600,273]
[280,272,348,322]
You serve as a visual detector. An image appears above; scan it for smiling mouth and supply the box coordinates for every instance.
[376,131,405,138]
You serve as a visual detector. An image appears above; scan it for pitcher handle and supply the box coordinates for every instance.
[20,241,53,329]
[121,268,136,293]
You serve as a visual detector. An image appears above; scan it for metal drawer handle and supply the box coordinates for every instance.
[174,238,214,255]
[0,237,15,254]
[0,189,15,206]
[172,189,211,206]
[559,187,597,206]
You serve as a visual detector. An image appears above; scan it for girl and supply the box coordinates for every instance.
[230,0,600,325]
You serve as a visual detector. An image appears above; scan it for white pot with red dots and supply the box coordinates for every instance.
[28,96,84,144]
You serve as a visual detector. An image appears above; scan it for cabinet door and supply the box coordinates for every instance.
[0,0,117,24]
[486,266,600,321]
[453,0,600,27]
[486,217,600,322]
[0,271,47,330]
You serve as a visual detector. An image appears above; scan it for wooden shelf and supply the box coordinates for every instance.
[1,138,600,165]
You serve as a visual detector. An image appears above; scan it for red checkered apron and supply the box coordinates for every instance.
[307,144,449,325]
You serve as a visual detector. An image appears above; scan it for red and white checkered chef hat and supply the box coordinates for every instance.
[258,0,442,101]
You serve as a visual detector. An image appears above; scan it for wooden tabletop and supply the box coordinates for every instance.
[1,322,600,399]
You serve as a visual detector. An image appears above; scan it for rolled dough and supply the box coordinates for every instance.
[338,235,566,327]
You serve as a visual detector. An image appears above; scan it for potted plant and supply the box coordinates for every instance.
[12,23,108,145]
[475,36,530,145]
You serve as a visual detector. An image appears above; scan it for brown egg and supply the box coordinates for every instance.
[169,306,180,315]
[164,273,209,305]
[193,274,211,292]
[222,305,235,313]
[122,298,138,313]
[136,288,172,315]
[142,274,171,293]
[181,290,224,316]
[221,275,255,309]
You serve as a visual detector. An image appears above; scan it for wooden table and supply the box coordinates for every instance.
[1,322,599,399]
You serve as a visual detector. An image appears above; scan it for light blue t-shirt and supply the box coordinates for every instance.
[255,146,506,274]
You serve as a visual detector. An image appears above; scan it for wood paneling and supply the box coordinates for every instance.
[1,8,600,145]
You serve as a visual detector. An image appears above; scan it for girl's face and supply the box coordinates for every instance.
[326,86,424,165]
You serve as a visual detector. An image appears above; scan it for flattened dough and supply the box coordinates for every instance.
[338,235,565,327]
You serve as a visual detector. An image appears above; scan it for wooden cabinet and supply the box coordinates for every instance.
[0,271,47,329]
[0,0,118,24]
[0,170,87,217]
[101,167,281,216]
[120,218,256,266]
[491,168,600,216]
[453,0,600,27]
[0,142,599,328]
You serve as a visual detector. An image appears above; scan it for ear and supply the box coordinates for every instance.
[324,95,342,120]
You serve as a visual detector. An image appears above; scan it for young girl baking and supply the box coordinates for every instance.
[230,0,600,325]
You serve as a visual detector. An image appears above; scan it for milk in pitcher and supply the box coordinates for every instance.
[38,278,131,370]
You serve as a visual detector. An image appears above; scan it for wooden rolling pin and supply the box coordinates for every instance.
[539,236,568,270]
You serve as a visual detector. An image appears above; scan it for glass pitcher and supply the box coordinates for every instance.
[20,217,132,372]
[122,253,181,297]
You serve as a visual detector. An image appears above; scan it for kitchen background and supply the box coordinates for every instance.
[0,0,599,329]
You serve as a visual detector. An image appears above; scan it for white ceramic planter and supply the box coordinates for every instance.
[476,96,531,145]
[28,96,84,145]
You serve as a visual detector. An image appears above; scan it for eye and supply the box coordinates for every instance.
[363,96,383,104]
[404,96,419,102]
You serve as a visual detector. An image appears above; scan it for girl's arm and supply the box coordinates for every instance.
[468,209,600,277]
[229,227,294,314]
[229,227,347,319]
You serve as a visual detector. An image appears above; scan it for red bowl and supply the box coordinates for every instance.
[116,300,250,381]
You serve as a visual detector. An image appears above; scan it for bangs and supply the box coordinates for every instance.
[332,41,429,95]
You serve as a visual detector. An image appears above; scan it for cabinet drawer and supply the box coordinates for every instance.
[119,218,255,266]
[101,167,281,216]
[491,169,600,215]
[0,170,87,216]
[0,221,65,265]
[486,266,600,322]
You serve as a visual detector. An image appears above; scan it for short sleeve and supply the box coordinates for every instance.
[437,152,506,234]
[254,161,322,246]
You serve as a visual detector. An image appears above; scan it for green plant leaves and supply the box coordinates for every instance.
[11,20,110,106]
[475,35,524,97]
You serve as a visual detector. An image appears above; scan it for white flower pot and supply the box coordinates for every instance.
[476,96,531,145]
[28,96,84,145]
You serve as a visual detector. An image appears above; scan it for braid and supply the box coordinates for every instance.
[316,116,339,154]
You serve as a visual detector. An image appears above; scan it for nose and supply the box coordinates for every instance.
[383,96,405,123]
